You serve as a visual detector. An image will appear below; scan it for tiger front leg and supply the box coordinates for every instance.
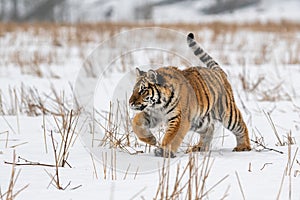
[132,112,157,146]
[154,114,190,158]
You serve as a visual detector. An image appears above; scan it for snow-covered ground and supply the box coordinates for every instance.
[0,22,300,199]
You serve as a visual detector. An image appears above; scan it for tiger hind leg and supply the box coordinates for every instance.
[187,115,214,153]
[232,125,251,152]
[222,106,251,151]
[187,123,215,153]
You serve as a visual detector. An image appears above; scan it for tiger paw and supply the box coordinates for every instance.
[186,145,208,153]
[154,147,176,158]
[139,135,157,146]
[233,144,251,152]
[186,144,211,153]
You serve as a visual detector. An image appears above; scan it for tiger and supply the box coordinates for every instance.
[129,32,251,157]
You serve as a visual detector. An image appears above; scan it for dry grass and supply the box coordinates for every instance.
[251,128,284,154]
[295,159,300,177]
[44,109,82,190]
[235,171,246,200]
[238,66,265,100]
[0,151,29,200]
[153,152,229,200]
[263,110,284,146]
[0,84,74,116]
[52,109,80,167]
[238,67,294,102]
[1,20,299,36]
[277,143,299,200]
[0,21,299,78]
[93,101,145,155]
[96,149,139,181]
[258,83,292,102]
[263,111,297,147]
[2,108,82,191]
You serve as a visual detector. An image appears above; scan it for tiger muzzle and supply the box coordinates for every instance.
[130,102,146,111]
[129,97,146,111]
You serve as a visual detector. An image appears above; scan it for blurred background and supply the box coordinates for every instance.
[1,0,299,23]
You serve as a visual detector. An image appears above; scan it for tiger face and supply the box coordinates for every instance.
[129,68,165,111]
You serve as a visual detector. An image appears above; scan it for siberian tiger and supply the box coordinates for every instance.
[129,33,251,157]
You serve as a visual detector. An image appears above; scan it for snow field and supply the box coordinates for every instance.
[0,22,299,199]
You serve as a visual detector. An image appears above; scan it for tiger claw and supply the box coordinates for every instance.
[154,147,176,158]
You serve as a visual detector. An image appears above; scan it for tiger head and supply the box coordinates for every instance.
[129,68,165,111]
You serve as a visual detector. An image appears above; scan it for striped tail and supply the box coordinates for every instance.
[187,33,219,70]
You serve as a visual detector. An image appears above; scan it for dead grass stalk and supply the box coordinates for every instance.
[0,150,29,200]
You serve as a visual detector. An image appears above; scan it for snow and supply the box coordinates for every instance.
[1,115,299,199]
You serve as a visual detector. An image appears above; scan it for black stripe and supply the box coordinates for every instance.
[213,72,225,100]
[235,122,243,133]
[211,72,224,94]
[207,61,213,68]
[144,112,151,126]
[197,71,211,114]
[234,108,239,130]
[168,115,179,123]
[204,82,215,109]
[227,101,234,130]
[194,47,203,56]
[200,54,207,61]
[203,90,210,115]
[231,107,239,131]
[149,87,154,99]
[136,80,144,89]
[201,54,212,63]
[163,90,174,109]
[207,114,211,124]
[218,96,225,119]
[153,85,161,104]
[166,100,179,114]
[145,117,150,126]
[207,60,217,68]
[202,71,217,106]
[195,70,210,115]
[189,41,196,47]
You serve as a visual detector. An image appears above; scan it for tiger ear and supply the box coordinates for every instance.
[147,69,157,82]
[146,69,165,85]
[136,67,145,78]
